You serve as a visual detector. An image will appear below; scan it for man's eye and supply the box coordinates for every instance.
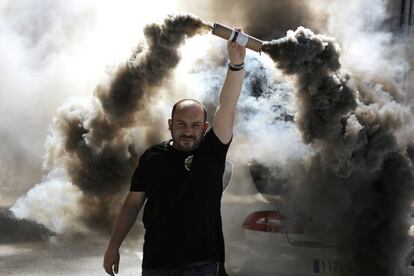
[192,124,201,129]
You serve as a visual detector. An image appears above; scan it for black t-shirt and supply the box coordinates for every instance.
[130,128,230,269]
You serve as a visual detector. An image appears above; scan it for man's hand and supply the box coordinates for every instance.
[227,28,246,65]
[102,192,145,276]
[103,245,120,276]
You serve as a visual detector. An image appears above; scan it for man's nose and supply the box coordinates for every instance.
[184,125,195,133]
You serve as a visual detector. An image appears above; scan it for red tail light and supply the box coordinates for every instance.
[242,210,304,234]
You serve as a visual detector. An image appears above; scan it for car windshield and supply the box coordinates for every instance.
[249,160,291,198]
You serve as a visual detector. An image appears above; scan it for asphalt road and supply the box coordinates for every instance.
[0,238,143,276]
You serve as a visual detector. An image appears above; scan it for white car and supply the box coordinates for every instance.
[221,159,414,276]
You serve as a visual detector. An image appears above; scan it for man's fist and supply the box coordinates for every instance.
[228,28,246,65]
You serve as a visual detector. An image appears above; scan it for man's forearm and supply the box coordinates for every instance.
[212,40,246,143]
[108,193,145,249]
[213,67,245,144]
[219,68,245,111]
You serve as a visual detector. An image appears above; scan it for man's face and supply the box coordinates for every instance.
[168,102,208,152]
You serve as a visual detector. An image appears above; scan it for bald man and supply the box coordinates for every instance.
[104,40,246,276]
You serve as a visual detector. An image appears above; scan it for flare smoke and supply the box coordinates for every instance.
[11,14,210,233]
[262,27,414,275]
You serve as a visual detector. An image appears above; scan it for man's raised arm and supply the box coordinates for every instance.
[213,39,246,144]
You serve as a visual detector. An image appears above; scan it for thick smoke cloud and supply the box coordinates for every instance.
[263,28,356,144]
[11,14,211,234]
[0,208,53,244]
[262,26,414,275]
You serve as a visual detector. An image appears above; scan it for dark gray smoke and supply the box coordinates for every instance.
[262,27,414,275]
[69,14,209,194]
[96,15,211,127]
[0,208,53,244]
[11,14,211,234]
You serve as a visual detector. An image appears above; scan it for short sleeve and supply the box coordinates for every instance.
[203,128,232,161]
[130,152,149,192]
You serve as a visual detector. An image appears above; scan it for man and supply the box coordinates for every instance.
[104,39,246,276]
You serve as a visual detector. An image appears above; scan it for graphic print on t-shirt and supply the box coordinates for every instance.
[184,155,193,171]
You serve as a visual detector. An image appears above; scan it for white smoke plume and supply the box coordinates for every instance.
[309,0,410,87]
[0,0,178,206]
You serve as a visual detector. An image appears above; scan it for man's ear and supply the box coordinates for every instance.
[204,121,209,131]
[168,119,172,131]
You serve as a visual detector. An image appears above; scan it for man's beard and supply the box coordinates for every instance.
[171,131,205,152]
